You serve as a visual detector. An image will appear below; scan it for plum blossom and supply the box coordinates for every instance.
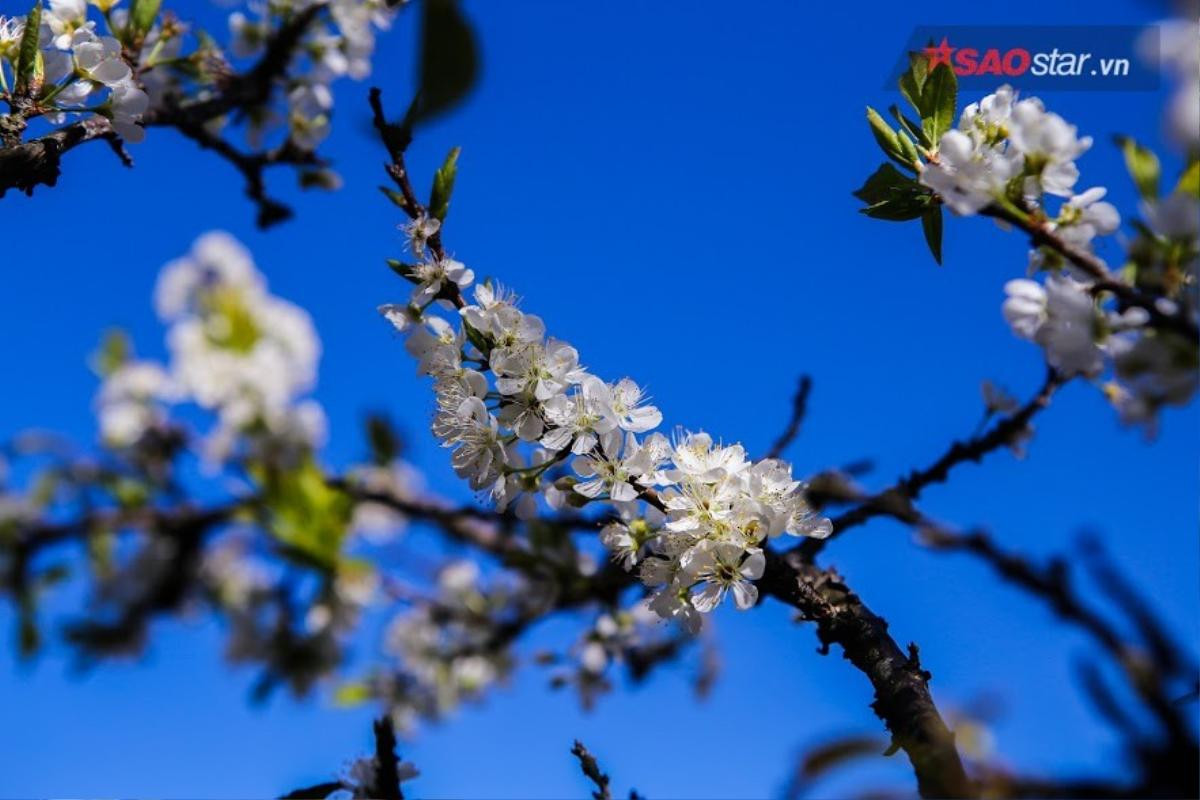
[95,362,175,446]
[572,430,669,501]
[921,85,1093,215]
[683,542,765,612]
[1003,275,1106,376]
[379,211,830,627]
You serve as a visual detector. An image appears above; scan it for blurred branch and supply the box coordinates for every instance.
[172,121,321,228]
[279,715,411,800]
[799,367,1065,561]
[371,716,405,800]
[765,375,812,459]
[571,740,613,800]
[146,5,325,129]
[913,520,1197,796]
[980,204,1199,341]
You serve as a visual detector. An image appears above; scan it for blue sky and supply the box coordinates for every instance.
[1,0,1196,797]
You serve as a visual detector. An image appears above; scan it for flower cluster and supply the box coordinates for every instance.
[1147,19,1200,152]
[380,560,519,732]
[552,604,687,709]
[0,0,150,140]
[0,0,394,154]
[201,531,380,695]
[920,85,1107,239]
[96,231,323,463]
[227,0,396,151]
[913,84,1198,434]
[381,227,831,630]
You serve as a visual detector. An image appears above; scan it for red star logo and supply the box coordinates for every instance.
[924,37,955,70]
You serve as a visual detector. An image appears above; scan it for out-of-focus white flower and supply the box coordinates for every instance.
[1003,275,1105,376]
[1007,98,1091,197]
[95,361,174,446]
[149,232,325,461]
[1145,19,1200,151]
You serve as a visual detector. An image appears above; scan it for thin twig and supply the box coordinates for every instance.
[570,740,613,800]
[765,375,812,459]
[798,367,1064,561]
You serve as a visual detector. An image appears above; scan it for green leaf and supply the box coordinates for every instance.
[854,162,935,221]
[15,2,42,94]
[128,0,161,38]
[429,145,461,222]
[257,458,353,570]
[1115,136,1160,199]
[1175,158,1198,198]
[861,197,931,221]
[365,413,402,465]
[920,63,957,144]
[853,162,913,205]
[898,51,931,115]
[865,106,909,167]
[297,169,340,191]
[921,206,943,265]
[461,317,491,356]
[889,104,931,149]
[415,0,479,123]
[386,259,419,281]
[90,328,132,377]
[895,129,920,167]
[379,185,410,211]
[333,682,374,707]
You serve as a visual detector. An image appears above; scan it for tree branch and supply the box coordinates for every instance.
[798,367,1064,560]
[1,4,327,221]
[571,740,613,800]
[980,204,1198,342]
[0,116,128,196]
[632,487,972,798]
[765,375,812,460]
[761,548,974,799]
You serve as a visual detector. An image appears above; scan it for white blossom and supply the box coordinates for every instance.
[683,542,765,612]
[1003,275,1105,376]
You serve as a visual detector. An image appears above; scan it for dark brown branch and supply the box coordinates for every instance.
[173,120,319,228]
[371,716,405,800]
[915,523,1197,795]
[369,87,455,274]
[765,375,812,460]
[144,5,325,129]
[0,116,128,196]
[629,489,971,798]
[1,4,326,217]
[571,740,613,800]
[761,549,973,799]
[799,367,1064,561]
